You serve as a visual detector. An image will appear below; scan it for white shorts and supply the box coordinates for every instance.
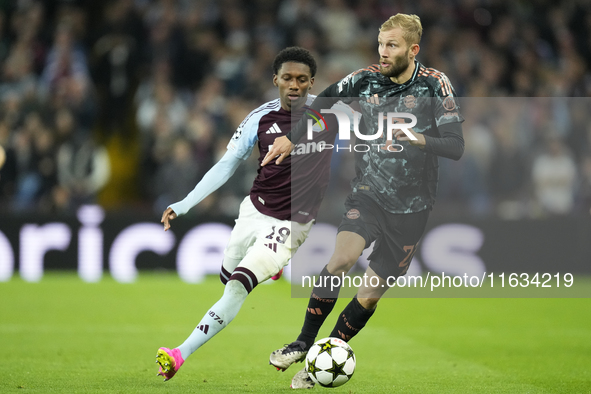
[222,196,313,285]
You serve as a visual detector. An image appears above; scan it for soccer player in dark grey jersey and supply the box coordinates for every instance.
[155,47,338,381]
[265,14,465,389]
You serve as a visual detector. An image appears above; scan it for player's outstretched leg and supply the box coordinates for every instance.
[271,232,365,373]
[155,278,251,381]
[269,265,342,371]
[156,347,185,381]
[291,367,315,389]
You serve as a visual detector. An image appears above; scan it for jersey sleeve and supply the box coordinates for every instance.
[325,66,375,98]
[430,72,464,127]
[226,112,259,160]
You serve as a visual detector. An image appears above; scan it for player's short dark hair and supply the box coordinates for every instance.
[273,47,317,78]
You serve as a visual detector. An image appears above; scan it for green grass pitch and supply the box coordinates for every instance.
[1,272,590,393]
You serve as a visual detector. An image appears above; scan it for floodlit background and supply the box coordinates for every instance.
[0,0,590,282]
[0,1,590,393]
[0,0,590,218]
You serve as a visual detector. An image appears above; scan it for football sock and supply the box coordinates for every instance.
[296,265,342,349]
[329,296,375,342]
[177,279,249,360]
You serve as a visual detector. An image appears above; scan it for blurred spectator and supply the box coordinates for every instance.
[91,0,143,134]
[1,42,38,101]
[12,111,57,211]
[318,0,360,52]
[532,137,577,216]
[0,120,16,206]
[54,108,111,210]
[136,78,187,134]
[0,0,589,218]
[0,143,5,170]
[40,22,89,97]
[578,155,591,215]
[0,11,11,63]
[184,110,216,177]
[152,136,199,213]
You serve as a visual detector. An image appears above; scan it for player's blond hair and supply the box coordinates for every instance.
[380,14,422,46]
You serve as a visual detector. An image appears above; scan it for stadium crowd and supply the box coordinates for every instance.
[0,0,590,219]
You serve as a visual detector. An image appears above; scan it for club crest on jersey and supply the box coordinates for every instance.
[403,95,417,109]
[265,123,282,134]
[346,209,360,219]
[304,107,327,132]
[442,96,456,111]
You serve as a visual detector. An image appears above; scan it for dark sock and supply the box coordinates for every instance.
[296,265,341,348]
[329,297,375,342]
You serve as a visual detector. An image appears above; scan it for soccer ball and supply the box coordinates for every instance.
[305,337,356,387]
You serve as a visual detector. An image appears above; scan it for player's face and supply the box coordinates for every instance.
[378,28,415,79]
[273,62,314,112]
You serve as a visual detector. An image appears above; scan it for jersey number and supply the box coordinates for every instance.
[398,244,418,275]
[265,226,291,244]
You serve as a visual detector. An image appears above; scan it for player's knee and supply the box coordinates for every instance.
[327,253,358,275]
[225,279,249,298]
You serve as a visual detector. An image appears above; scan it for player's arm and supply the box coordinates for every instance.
[423,74,465,161]
[394,120,464,160]
[261,88,338,166]
[0,144,5,170]
[163,106,260,230]
[161,151,243,231]
[420,122,464,161]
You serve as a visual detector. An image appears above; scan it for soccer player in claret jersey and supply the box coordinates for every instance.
[156,47,339,381]
[264,14,465,389]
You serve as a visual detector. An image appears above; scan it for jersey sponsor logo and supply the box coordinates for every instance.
[403,95,417,108]
[265,123,282,134]
[442,96,456,111]
[304,108,328,132]
[346,209,360,219]
[290,140,329,156]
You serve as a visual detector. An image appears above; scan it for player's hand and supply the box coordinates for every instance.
[391,118,425,147]
[261,136,294,166]
[161,207,177,231]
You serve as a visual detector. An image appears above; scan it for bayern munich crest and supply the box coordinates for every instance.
[346,209,360,219]
[442,96,456,111]
[403,95,417,109]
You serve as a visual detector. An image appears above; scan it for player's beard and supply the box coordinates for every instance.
[380,49,411,79]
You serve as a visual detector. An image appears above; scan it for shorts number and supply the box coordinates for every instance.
[398,244,418,275]
[265,226,291,244]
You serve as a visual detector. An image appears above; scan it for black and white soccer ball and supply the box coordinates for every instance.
[305,337,356,387]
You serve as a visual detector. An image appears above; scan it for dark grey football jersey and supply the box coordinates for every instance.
[288,61,464,214]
